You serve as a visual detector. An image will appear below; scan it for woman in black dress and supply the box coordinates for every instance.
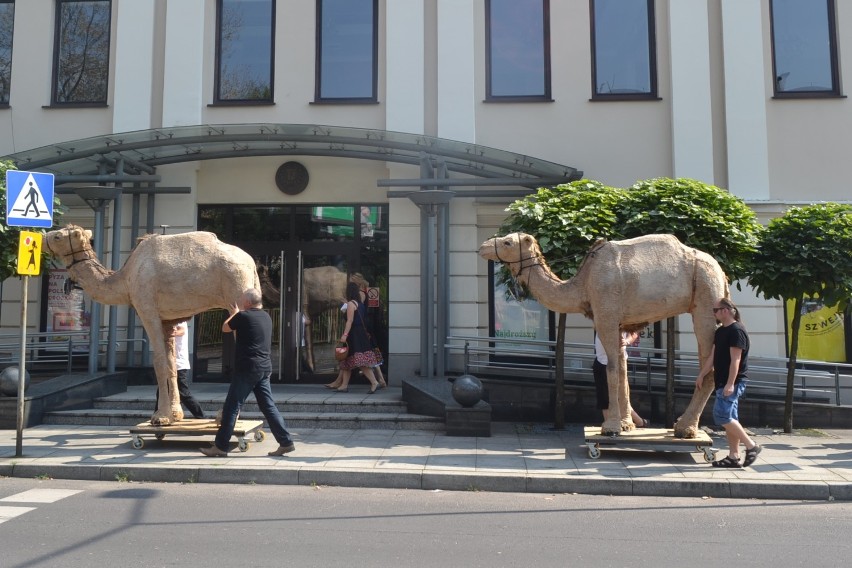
[332,282,381,393]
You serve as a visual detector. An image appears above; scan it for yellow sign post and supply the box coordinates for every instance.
[17,231,42,276]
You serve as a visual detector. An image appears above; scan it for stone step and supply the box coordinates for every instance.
[92,396,408,415]
[41,408,445,431]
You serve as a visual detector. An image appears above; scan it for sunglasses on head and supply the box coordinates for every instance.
[712,307,727,313]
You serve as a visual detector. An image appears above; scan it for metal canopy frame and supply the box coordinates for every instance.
[1,123,582,189]
[2,123,584,380]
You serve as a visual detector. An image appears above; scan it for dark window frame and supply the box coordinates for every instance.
[485,0,552,102]
[0,0,14,107]
[50,0,112,107]
[589,0,658,101]
[213,0,276,105]
[314,0,379,104]
[770,0,842,99]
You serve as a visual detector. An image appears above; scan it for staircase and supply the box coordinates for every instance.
[41,384,444,431]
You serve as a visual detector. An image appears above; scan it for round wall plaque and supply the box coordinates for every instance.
[275,161,309,195]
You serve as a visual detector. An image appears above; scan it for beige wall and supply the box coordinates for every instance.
[3,0,852,373]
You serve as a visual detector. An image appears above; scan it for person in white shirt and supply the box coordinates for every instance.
[593,331,648,427]
[153,321,205,419]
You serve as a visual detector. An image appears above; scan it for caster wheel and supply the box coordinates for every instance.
[155,433,165,441]
[132,437,145,450]
[238,439,250,452]
[254,430,266,442]
[588,445,601,459]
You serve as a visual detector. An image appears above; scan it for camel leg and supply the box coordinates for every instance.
[617,351,635,431]
[674,311,719,438]
[601,361,623,435]
[139,313,182,426]
[303,315,315,372]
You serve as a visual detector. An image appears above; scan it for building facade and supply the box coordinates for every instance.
[1,1,850,382]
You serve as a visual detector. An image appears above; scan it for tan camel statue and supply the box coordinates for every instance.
[259,264,368,372]
[45,225,260,425]
[479,232,728,437]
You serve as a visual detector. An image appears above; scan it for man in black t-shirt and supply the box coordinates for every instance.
[696,298,762,468]
[201,288,296,457]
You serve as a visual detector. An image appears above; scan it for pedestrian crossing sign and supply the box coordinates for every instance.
[17,231,42,276]
[5,170,55,228]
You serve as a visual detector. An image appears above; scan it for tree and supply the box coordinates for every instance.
[495,177,762,428]
[0,160,64,282]
[747,203,852,433]
[497,180,626,428]
[621,178,762,425]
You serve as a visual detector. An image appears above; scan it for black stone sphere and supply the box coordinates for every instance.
[451,374,483,407]
[0,366,30,397]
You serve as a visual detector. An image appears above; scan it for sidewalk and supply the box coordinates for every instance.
[2,390,852,500]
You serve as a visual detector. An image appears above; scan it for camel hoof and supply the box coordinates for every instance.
[674,424,698,439]
[151,415,172,426]
[601,420,622,436]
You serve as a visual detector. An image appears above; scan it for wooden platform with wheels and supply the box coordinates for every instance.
[129,419,265,451]
[581,426,717,462]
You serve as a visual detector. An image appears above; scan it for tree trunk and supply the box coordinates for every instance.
[553,312,567,430]
[666,316,676,427]
[785,296,803,434]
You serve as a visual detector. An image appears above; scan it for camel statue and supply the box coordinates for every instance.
[45,225,260,425]
[479,232,728,437]
[259,264,368,372]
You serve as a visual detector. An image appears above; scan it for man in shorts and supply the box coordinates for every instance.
[696,298,762,468]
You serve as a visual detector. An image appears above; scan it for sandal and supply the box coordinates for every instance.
[711,455,741,468]
[743,445,762,467]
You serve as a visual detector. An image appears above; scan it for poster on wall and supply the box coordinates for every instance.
[786,296,846,362]
[46,266,89,349]
[492,280,550,353]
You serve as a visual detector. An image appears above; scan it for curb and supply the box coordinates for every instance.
[3,462,849,501]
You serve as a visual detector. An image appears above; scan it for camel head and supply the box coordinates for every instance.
[45,225,95,267]
[478,233,542,276]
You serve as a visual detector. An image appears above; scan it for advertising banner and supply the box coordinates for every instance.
[786,296,846,362]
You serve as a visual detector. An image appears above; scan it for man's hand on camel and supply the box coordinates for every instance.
[695,375,703,390]
[229,302,240,315]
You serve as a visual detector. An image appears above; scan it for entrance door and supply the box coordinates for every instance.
[286,245,357,381]
[193,203,388,384]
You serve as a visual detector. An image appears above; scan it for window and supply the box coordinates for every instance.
[52,0,111,105]
[486,0,551,101]
[0,1,13,105]
[590,0,657,99]
[315,0,377,102]
[770,0,840,96]
[215,0,275,103]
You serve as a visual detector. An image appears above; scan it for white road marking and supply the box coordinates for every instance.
[0,506,36,523]
[0,488,83,503]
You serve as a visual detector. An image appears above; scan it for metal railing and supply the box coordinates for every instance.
[445,335,852,407]
[0,329,148,374]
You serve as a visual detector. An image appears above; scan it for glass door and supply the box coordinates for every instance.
[295,247,356,380]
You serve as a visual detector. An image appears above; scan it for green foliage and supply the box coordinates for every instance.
[499,180,628,281]
[622,178,762,280]
[495,177,762,292]
[0,160,65,282]
[748,203,852,308]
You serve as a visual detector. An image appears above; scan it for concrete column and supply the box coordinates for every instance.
[113,2,155,132]
[721,0,771,199]
[437,0,475,142]
[669,0,714,183]
[386,0,425,134]
[162,0,205,127]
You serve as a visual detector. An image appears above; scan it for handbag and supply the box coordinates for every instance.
[334,341,349,361]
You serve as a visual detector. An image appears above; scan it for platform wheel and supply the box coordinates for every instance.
[155,433,165,441]
[702,447,717,463]
[254,430,266,442]
[587,444,601,460]
[238,438,250,452]
[132,436,145,450]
